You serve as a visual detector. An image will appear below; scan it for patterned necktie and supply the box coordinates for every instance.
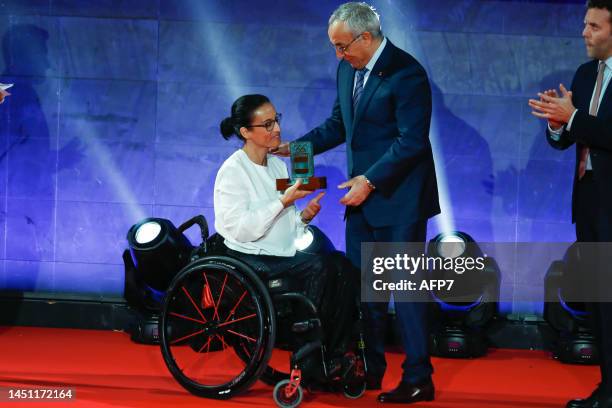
[353,68,368,114]
[578,60,605,179]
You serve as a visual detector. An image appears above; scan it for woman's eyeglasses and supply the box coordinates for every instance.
[246,113,282,132]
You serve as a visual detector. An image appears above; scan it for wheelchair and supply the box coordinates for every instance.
[140,215,368,407]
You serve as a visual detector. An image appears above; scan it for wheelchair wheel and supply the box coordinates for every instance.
[273,379,303,408]
[342,352,367,399]
[160,256,276,399]
[343,382,366,399]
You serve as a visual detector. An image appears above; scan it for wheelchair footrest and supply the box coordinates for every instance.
[292,319,320,333]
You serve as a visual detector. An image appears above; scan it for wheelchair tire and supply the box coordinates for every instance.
[273,379,303,408]
[160,256,276,399]
[343,381,366,399]
[233,344,288,386]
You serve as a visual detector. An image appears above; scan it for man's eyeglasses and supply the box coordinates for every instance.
[246,113,282,132]
[334,33,363,55]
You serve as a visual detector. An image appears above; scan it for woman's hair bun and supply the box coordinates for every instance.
[220,117,235,140]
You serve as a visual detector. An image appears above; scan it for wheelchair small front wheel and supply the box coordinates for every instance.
[273,379,303,408]
[343,381,366,399]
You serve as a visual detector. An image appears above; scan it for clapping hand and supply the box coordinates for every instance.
[528,84,575,128]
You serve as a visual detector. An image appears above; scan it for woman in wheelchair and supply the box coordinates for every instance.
[214,94,365,394]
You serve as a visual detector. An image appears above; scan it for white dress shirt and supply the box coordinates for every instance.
[549,56,612,170]
[213,149,307,256]
[353,37,387,92]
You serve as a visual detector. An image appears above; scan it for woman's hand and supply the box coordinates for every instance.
[300,191,325,223]
[280,179,312,208]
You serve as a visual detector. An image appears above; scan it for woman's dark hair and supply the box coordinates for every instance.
[220,94,271,141]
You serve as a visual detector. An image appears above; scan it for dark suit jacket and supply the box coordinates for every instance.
[299,40,440,227]
[547,59,612,223]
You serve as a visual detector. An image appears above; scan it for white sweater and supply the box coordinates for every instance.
[213,149,307,256]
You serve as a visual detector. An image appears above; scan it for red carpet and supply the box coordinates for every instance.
[0,326,599,407]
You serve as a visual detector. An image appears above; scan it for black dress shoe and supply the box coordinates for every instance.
[566,385,602,408]
[365,375,382,390]
[377,379,435,404]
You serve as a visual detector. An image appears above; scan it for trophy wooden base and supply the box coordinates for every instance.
[276,177,327,191]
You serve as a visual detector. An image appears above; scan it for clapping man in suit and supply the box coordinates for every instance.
[530,1,612,407]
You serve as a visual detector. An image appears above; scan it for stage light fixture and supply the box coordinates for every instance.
[124,217,206,344]
[544,243,599,365]
[126,217,194,297]
[295,225,335,255]
[427,231,500,358]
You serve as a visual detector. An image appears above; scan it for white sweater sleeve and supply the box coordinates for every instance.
[214,165,284,243]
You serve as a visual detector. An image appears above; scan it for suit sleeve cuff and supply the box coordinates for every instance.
[566,109,578,131]
[548,123,564,141]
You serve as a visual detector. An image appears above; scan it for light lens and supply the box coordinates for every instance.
[295,229,314,251]
[437,235,466,258]
[135,221,162,244]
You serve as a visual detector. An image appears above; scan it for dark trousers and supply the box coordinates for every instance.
[575,172,612,393]
[227,249,359,363]
[346,208,433,384]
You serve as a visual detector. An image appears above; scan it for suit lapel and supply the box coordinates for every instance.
[599,65,612,116]
[351,41,394,133]
[352,72,383,128]
[579,61,598,112]
[339,63,355,134]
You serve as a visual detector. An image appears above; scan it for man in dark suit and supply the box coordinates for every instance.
[276,2,439,404]
[529,1,612,407]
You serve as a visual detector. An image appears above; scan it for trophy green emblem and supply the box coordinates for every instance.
[276,141,327,191]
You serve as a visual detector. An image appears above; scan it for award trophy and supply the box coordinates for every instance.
[276,141,327,191]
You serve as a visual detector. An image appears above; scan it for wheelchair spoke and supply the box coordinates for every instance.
[179,336,215,374]
[216,313,257,328]
[170,328,207,345]
[213,272,229,321]
[223,289,248,323]
[196,336,213,353]
[181,286,208,323]
[202,271,221,322]
[169,312,206,325]
[216,334,229,349]
[226,329,256,343]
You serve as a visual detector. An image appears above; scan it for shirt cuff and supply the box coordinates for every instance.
[547,123,564,141]
[296,211,309,226]
[566,109,578,131]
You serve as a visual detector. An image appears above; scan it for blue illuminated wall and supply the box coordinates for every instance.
[0,0,588,314]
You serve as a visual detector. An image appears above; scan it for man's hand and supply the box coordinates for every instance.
[528,84,575,125]
[300,191,325,223]
[270,142,290,157]
[540,89,563,129]
[338,175,373,206]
